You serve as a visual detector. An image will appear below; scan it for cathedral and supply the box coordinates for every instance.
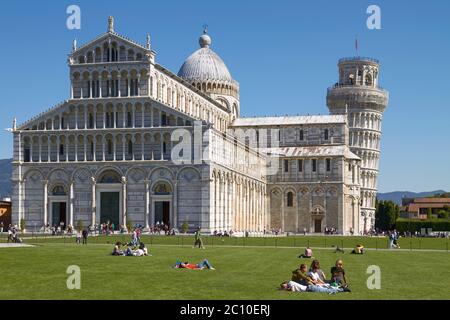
[10,17,389,235]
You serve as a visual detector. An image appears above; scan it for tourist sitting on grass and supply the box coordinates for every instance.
[112,242,124,256]
[173,259,215,270]
[292,264,315,286]
[308,260,327,285]
[330,260,350,290]
[351,244,365,254]
[298,247,314,259]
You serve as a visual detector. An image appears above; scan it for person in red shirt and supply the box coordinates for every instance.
[174,259,215,270]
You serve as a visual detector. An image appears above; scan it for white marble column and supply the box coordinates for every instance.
[145,180,150,229]
[91,178,96,227]
[43,180,48,227]
[70,181,74,227]
[122,177,127,228]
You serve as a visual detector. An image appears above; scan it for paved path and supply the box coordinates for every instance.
[16,242,448,253]
[0,243,35,248]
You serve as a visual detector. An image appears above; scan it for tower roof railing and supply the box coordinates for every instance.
[338,57,380,64]
[327,84,388,95]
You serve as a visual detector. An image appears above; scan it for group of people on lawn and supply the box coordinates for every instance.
[281,259,351,294]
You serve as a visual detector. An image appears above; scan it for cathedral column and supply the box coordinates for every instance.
[173,181,178,229]
[84,106,87,129]
[89,76,92,98]
[123,106,126,128]
[75,108,78,130]
[103,108,106,129]
[65,136,69,162]
[102,135,105,161]
[122,136,126,161]
[38,138,42,163]
[69,181,74,227]
[113,105,117,129]
[93,136,97,162]
[43,180,48,227]
[122,177,127,228]
[141,105,145,128]
[91,178,96,227]
[118,76,122,97]
[56,136,60,162]
[113,134,117,161]
[93,108,97,129]
[150,106,153,127]
[145,180,150,229]
[47,137,51,162]
[74,136,78,162]
[83,136,87,162]
[127,77,131,97]
[224,179,228,231]
[141,135,145,161]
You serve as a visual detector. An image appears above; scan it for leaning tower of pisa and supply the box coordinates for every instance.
[327,57,389,232]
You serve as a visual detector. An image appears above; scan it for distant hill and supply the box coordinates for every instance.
[377,190,448,205]
[0,159,12,198]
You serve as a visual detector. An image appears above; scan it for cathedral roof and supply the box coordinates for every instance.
[232,115,347,127]
[178,30,233,83]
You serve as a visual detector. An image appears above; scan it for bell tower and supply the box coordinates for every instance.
[327,57,389,232]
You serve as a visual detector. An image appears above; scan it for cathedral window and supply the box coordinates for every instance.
[24,148,31,162]
[59,144,65,156]
[107,140,113,155]
[284,160,289,173]
[287,192,294,207]
[163,142,167,154]
[312,159,317,172]
[299,129,304,141]
[61,117,65,129]
[298,159,303,172]
[52,186,67,196]
[324,129,329,141]
[128,140,133,155]
[326,158,331,172]
[89,114,94,128]
[127,112,132,127]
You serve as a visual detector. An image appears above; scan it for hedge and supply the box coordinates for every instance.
[396,218,450,232]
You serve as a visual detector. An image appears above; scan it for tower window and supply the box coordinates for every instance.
[326,158,331,172]
[299,129,304,141]
[324,129,329,141]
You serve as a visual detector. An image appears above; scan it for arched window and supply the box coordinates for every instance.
[324,129,329,141]
[52,186,67,196]
[107,140,113,155]
[89,114,94,128]
[153,182,172,195]
[127,112,132,127]
[365,74,373,86]
[287,192,294,207]
[128,140,133,155]
[99,171,121,184]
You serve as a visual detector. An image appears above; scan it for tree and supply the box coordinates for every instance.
[76,219,84,232]
[437,210,449,220]
[375,200,399,231]
[181,221,189,234]
[427,208,433,220]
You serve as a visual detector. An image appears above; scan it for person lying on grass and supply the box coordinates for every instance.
[279,280,347,294]
[298,247,314,259]
[173,259,215,270]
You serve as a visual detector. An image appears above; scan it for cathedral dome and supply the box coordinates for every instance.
[178,31,233,83]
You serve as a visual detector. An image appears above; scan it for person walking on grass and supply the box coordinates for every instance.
[193,227,205,249]
[82,228,88,245]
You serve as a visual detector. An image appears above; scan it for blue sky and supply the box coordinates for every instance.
[0,0,449,193]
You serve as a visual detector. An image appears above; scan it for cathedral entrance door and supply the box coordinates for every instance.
[154,201,171,227]
[314,219,322,233]
[51,202,67,229]
[100,192,120,230]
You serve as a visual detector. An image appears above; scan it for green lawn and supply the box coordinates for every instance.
[0,237,449,300]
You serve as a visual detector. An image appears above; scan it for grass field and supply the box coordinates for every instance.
[0,235,449,300]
